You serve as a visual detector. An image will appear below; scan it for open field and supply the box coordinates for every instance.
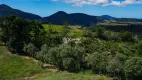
[43,24,84,38]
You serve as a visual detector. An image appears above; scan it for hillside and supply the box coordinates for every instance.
[0,4,42,20]
[43,11,104,26]
[0,46,112,80]
[0,4,142,26]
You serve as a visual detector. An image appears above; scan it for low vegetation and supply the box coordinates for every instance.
[0,16,142,80]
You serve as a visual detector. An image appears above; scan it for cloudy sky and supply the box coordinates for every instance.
[0,0,142,18]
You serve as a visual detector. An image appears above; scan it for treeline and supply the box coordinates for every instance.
[83,27,139,42]
[0,16,142,80]
[104,24,142,34]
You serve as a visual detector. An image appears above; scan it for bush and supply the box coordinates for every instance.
[35,44,49,62]
[87,52,109,74]
[46,44,85,72]
[104,31,120,41]
[137,41,142,55]
[106,53,127,79]
[124,57,142,80]
[23,43,38,57]
[119,31,135,42]
[80,38,104,53]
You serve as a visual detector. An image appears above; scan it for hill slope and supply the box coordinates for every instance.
[43,11,104,26]
[0,4,142,25]
[0,46,112,80]
[0,4,42,20]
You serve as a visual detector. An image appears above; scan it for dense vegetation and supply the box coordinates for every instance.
[0,16,142,80]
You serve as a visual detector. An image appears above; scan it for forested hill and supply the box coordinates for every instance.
[42,11,104,25]
[0,4,142,25]
[0,4,42,20]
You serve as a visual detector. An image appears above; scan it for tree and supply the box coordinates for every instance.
[0,16,46,53]
[137,41,142,55]
[124,57,142,80]
[106,53,127,79]
[46,44,85,72]
[62,20,69,37]
[119,31,134,42]
[28,21,47,48]
[87,52,109,74]
[0,16,30,52]
[23,43,38,57]
[95,27,105,39]
[35,44,49,62]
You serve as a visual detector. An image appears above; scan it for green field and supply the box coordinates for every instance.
[43,24,84,38]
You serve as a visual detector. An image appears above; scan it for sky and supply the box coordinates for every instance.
[0,0,142,18]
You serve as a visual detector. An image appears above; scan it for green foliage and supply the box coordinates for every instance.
[62,20,69,37]
[137,41,142,55]
[104,30,120,41]
[124,57,142,80]
[79,38,101,53]
[119,31,135,42]
[0,16,46,53]
[23,43,38,57]
[87,52,109,74]
[106,53,127,79]
[46,44,85,72]
[36,44,49,62]
[95,27,105,39]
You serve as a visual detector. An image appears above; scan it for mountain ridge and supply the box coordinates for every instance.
[0,4,142,26]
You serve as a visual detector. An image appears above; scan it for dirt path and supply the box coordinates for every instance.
[24,73,47,80]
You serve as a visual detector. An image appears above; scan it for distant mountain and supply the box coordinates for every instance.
[0,4,142,26]
[101,15,116,20]
[0,4,42,20]
[115,18,142,22]
[43,11,104,26]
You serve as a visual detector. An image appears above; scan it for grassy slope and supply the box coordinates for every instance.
[0,46,45,80]
[0,46,112,80]
[43,24,83,38]
[33,71,111,80]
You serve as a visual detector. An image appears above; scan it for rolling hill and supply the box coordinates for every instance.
[0,4,142,26]
[42,11,104,26]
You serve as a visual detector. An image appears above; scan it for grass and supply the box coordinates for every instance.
[31,71,112,80]
[43,24,64,33]
[43,24,83,38]
[0,46,45,80]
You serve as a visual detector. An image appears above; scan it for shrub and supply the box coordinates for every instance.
[35,44,49,62]
[46,44,85,72]
[124,57,142,80]
[23,43,38,57]
[137,41,142,55]
[87,52,109,74]
[106,53,127,79]
[119,31,135,42]
[104,31,120,41]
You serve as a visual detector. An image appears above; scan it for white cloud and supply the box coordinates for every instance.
[52,0,142,6]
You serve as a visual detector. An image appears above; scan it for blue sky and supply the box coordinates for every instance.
[0,0,142,18]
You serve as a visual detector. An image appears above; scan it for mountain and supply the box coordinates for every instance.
[0,4,42,20]
[115,18,142,22]
[0,4,142,26]
[43,11,104,26]
[101,15,115,20]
